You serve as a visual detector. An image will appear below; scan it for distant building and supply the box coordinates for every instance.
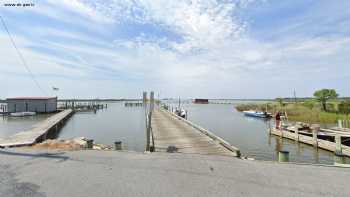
[193,99,209,104]
[6,97,57,113]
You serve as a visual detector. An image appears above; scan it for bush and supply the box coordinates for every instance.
[339,101,350,114]
[303,99,316,109]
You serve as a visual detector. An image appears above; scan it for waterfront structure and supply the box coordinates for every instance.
[0,109,73,147]
[150,107,240,157]
[193,98,209,104]
[6,97,57,113]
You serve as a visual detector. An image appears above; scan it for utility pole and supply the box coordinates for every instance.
[293,89,297,103]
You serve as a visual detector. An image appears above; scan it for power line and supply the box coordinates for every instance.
[0,15,47,95]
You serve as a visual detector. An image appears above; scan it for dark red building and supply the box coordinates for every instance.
[193,99,209,104]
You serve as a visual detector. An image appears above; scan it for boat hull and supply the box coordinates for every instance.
[10,112,36,117]
[243,111,271,118]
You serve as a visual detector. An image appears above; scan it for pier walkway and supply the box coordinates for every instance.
[0,109,73,147]
[151,108,240,157]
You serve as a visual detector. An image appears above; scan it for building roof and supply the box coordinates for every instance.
[6,97,57,100]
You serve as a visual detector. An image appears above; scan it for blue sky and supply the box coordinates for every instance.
[0,0,349,99]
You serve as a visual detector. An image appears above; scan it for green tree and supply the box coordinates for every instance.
[313,89,338,111]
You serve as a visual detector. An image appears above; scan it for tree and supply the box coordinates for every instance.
[313,89,338,111]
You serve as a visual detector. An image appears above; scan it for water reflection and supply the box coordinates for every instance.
[1,101,347,165]
[58,102,146,152]
[168,103,337,165]
[0,113,52,138]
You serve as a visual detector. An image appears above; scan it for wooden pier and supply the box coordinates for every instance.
[0,109,74,147]
[150,108,240,157]
[124,102,143,107]
[269,127,350,157]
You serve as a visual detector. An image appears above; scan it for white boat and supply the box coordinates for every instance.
[10,112,36,117]
[243,110,272,118]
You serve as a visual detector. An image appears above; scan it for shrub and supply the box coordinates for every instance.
[339,101,350,114]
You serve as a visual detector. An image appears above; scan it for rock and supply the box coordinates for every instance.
[93,145,102,150]
[72,137,88,148]
[167,146,178,153]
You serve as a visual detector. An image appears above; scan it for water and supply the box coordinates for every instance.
[58,102,146,151]
[0,101,339,164]
[0,114,52,138]
[180,103,335,164]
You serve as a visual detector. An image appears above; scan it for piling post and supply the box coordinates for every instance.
[311,124,320,148]
[278,151,289,162]
[338,120,343,128]
[143,92,147,106]
[335,134,342,155]
[150,91,154,113]
[114,141,122,150]
[146,91,154,152]
[86,139,94,149]
[294,126,299,142]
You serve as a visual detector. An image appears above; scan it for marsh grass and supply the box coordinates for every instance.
[235,102,350,124]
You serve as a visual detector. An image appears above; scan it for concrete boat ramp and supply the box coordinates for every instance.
[151,108,240,157]
[0,109,73,147]
[0,149,349,197]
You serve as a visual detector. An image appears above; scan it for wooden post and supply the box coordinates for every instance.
[86,139,93,149]
[150,91,154,113]
[338,120,343,128]
[114,141,122,150]
[335,134,342,155]
[294,127,299,142]
[311,124,320,148]
[146,113,151,151]
[278,151,289,162]
[143,92,147,106]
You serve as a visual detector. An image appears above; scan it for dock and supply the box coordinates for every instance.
[0,109,74,147]
[150,108,240,157]
[269,127,350,157]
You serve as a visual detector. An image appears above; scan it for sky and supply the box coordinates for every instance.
[0,0,349,99]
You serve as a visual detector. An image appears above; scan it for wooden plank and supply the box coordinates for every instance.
[269,128,350,157]
[0,109,73,147]
[151,108,240,157]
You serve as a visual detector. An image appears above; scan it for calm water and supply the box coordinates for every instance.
[58,102,146,151]
[0,101,339,164]
[0,113,52,138]
[181,103,335,164]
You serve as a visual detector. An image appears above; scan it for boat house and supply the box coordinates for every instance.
[193,99,209,104]
[6,97,57,113]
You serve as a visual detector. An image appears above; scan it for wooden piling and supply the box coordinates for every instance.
[311,124,320,148]
[114,141,122,150]
[335,134,342,155]
[278,151,289,162]
[86,139,93,149]
[294,128,299,142]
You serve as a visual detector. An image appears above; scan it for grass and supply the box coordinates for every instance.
[235,101,350,124]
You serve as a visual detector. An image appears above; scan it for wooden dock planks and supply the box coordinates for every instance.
[269,128,350,157]
[0,109,73,147]
[151,108,240,157]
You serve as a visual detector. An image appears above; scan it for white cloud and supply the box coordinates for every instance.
[1,0,350,98]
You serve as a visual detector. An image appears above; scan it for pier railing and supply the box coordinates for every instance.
[160,105,241,157]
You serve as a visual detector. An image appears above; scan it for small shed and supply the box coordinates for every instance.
[193,99,209,104]
[6,97,57,113]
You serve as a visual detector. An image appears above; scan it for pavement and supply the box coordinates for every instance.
[0,148,349,197]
